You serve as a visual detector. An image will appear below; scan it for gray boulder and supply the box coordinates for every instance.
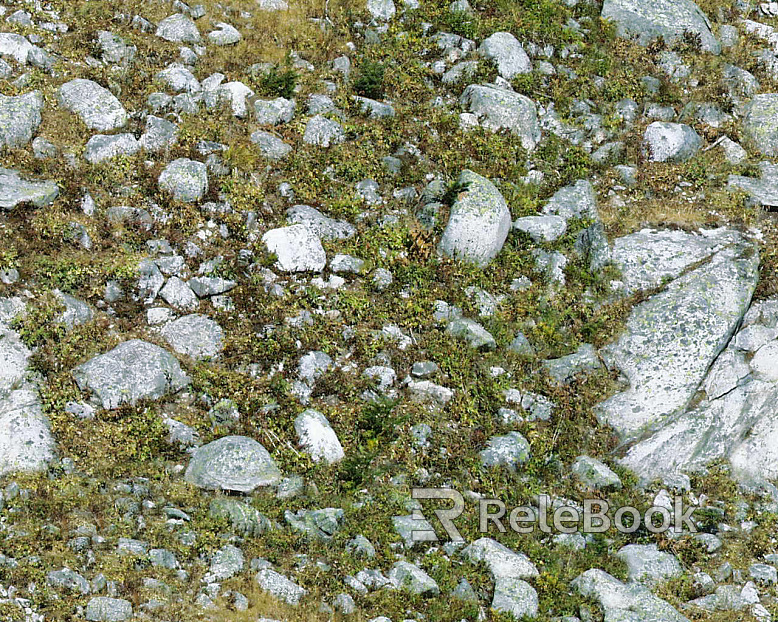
[438,169,511,267]
[159,277,198,311]
[0,91,43,149]
[140,116,179,152]
[0,388,55,478]
[254,97,295,125]
[208,22,241,45]
[0,168,58,209]
[462,538,539,579]
[388,561,439,596]
[446,318,497,351]
[303,115,346,147]
[460,84,540,150]
[285,507,344,540]
[572,455,622,490]
[513,215,566,243]
[72,339,190,410]
[616,544,683,585]
[47,567,90,594]
[0,33,34,64]
[262,225,326,272]
[286,205,355,240]
[492,577,539,619]
[185,435,282,492]
[206,544,244,582]
[478,32,531,79]
[294,409,345,464]
[96,31,136,65]
[572,569,689,621]
[480,432,530,471]
[353,96,395,118]
[601,0,720,54]
[255,568,306,605]
[542,179,599,221]
[643,122,702,162]
[597,229,758,440]
[84,134,141,164]
[158,158,208,203]
[367,0,396,20]
[250,130,292,160]
[160,314,223,360]
[156,14,201,43]
[742,94,778,157]
[85,597,133,622]
[58,79,128,131]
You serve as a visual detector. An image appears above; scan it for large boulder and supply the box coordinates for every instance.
[643,122,702,162]
[72,339,190,410]
[601,0,720,54]
[596,229,759,440]
[742,94,778,157]
[0,91,43,149]
[460,84,540,150]
[58,79,128,131]
[572,569,689,621]
[155,14,201,43]
[185,435,282,492]
[438,170,511,267]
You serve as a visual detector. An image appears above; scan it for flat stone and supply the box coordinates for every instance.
[462,538,539,579]
[0,90,43,149]
[85,597,133,622]
[513,215,567,243]
[478,32,531,79]
[255,569,306,605]
[185,435,282,492]
[616,544,683,585]
[572,455,622,490]
[158,158,208,203]
[0,388,55,478]
[643,122,702,162]
[447,317,497,351]
[460,84,540,150]
[480,432,530,471]
[250,130,292,160]
[84,134,140,164]
[294,409,345,464]
[160,314,223,360]
[742,94,778,156]
[388,561,439,596]
[156,14,201,43]
[0,168,58,209]
[303,115,345,147]
[286,205,355,240]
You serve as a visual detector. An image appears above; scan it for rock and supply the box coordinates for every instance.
[97,31,136,65]
[254,97,295,125]
[185,435,282,492]
[460,84,540,150]
[572,456,622,490]
[742,94,778,156]
[480,432,530,471]
[84,134,141,164]
[53,290,93,329]
[286,205,355,240]
[0,168,58,209]
[478,32,531,79]
[140,116,178,152]
[367,0,396,20]
[262,225,326,272]
[492,577,539,619]
[73,340,189,410]
[0,33,34,64]
[392,511,436,547]
[616,544,683,585]
[209,498,272,537]
[135,258,165,303]
[353,95,395,118]
[575,222,612,272]
[542,179,599,221]
[729,162,778,208]
[47,567,90,594]
[643,122,703,162]
[572,569,689,621]
[0,91,43,149]
[250,130,292,160]
[0,389,55,478]
[208,22,241,45]
[513,215,567,243]
[750,563,777,586]
[596,230,758,440]
[446,318,497,351]
[158,158,208,203]
[206,545,244,581]
[85,597,133,621]
[601,0,719,54]
[294,409,345,464]
[303,115,346,147]
[388,561,439,596]
[347,535,377,558]
[438,170,511,267]
[258,0,289,9]
[285,507,344,540]
[156,14,201,43]
[544,344,602,385]
[148,548,178,569]
[156,63,200,93]
[160,314,223,360]
[462,538,539,579]
[188,276,237,297]
[159,277,198,311]
[218,82,255,117]
[58,79,128,131]
[255,569,306,605]
[509,332,534,356]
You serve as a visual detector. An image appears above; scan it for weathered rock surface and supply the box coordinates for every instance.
[185,435,282,492]
[0,91,43,149]
[58,79,128,131]
[460,84,540,149]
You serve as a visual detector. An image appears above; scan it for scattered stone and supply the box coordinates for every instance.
[58,79,128,131]
[85,597,133,622]
[251,130,292,160]
[460,84,541,150]
[209,498,272,537]
[446,317,497,351]
[0,168,58,209]
[255,569,306,605]
[286,205,355,240]
[480,432,530,471]
[616,544,683,585]
[160,314,223,360]
[263,225,326,272]
[478,32,531,79]
[158,158,208,203]
[294,409,345,464]
[303,115,346,147]
[572,456,622,490]
[156,14,201,43]
[513,215,567,243]
[84,134,141,164]
[388,561,439,596]
[0,91,43,149]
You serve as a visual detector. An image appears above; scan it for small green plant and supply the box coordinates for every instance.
[353,60,386,99]
[256,63,298,99]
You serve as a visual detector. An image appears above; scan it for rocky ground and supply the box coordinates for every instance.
[5,0,778,620]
